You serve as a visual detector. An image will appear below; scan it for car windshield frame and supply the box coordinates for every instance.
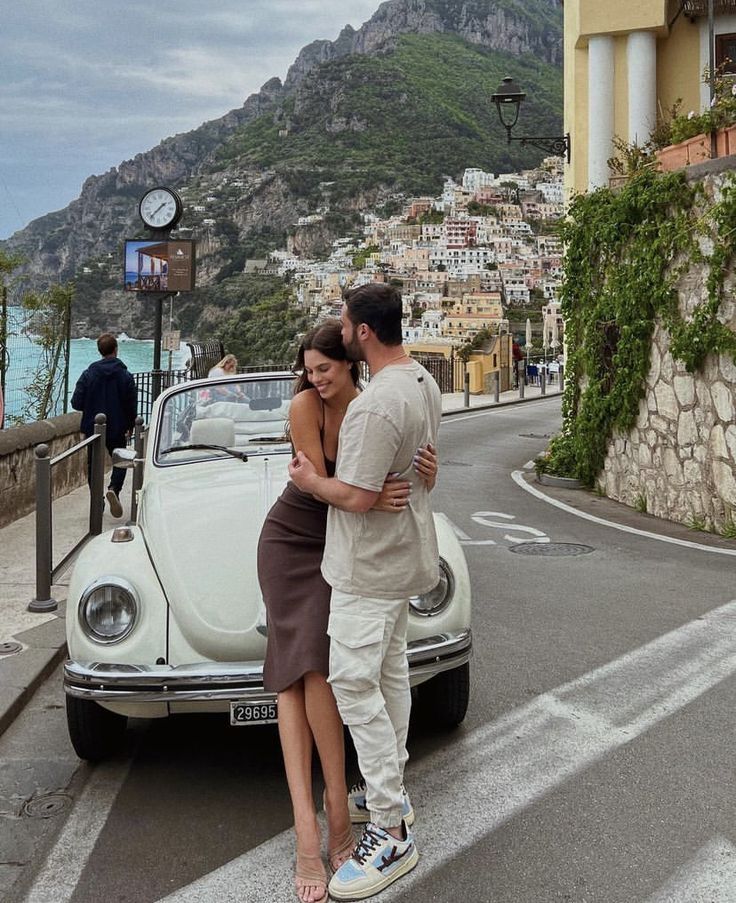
[152,373,294,467]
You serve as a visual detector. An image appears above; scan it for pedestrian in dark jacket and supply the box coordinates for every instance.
[71,333,137,518]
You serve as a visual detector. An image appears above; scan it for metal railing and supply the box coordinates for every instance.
[30,413,148,612]
[29,413,108,612]
[133,369,190,424]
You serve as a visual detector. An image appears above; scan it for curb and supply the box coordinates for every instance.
[0,617,68,742]
[442,390,563,418]
[0,643,66,737]
[537,472,584,489]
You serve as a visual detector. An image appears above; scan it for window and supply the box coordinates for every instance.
[716,33,736,74]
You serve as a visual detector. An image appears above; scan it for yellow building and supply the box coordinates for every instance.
[405,334,514,393]
[442,291,506,339]
[564,0,735,194]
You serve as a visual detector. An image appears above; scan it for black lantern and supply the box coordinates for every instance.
[491,77,571,163]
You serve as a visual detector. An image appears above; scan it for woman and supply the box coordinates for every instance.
[208,353,238,378]
[257,321,436,903]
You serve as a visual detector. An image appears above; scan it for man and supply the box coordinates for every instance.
[72,333,137,518]
[289,283,442,900]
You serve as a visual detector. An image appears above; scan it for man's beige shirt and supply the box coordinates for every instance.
[321,359,442,599]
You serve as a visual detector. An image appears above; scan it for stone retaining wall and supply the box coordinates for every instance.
[601,167,736,530]
[0,413,85,528]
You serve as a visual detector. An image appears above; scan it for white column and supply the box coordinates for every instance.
[588,35,615,190]
[628,31,657,145]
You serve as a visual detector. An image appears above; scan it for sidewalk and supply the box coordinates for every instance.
[0,383,562,741]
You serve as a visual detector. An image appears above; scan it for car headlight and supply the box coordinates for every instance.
[79,578,138,644]
[409,558,454,617]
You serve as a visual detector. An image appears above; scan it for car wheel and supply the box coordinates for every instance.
[66,696,127,761]
[416,662,470,728]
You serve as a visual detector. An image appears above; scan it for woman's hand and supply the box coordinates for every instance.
[413,443,438,491]
[373,474,411,513]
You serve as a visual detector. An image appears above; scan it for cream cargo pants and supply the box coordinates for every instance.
[327,590,411,829]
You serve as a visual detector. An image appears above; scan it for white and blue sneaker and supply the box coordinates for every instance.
[327,821,418,901]
[348,779,415,827]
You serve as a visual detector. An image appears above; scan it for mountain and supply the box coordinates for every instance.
[1,0,562,340]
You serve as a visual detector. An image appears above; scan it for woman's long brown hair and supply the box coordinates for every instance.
[292,320,360,394]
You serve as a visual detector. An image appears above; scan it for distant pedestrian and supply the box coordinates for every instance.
[71,333,137,518]
[208,353,238,378]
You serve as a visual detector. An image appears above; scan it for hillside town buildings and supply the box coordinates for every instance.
[261,157,566,367]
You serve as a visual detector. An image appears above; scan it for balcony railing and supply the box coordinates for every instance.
[681,0,736,14]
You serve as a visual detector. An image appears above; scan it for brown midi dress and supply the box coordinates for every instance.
[258,458,335,693]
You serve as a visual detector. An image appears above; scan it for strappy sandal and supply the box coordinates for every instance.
[295,849,328,903]
[322,790,355,872]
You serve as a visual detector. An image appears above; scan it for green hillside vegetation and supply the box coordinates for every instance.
[214,33,562,205]
[217,281,310,367]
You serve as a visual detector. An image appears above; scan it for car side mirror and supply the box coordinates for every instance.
[112,447,142,469]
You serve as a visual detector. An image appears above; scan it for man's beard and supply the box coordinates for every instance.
[342,334,364,362]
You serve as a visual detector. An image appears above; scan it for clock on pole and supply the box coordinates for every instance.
[138,186,183,231]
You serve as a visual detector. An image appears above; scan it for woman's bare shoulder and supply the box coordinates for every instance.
[290,388,322,424]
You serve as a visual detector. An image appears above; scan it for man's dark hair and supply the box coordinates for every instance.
[343,283,403,346]
[97,333,118,356]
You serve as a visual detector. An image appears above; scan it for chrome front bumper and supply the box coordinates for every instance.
[64,629,472,703]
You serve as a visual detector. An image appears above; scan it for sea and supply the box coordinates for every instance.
[3,307,188,423]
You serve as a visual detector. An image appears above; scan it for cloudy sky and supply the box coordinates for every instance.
[0,0,381,240]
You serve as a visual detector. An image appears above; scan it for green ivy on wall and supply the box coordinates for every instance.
[538,168,736,487]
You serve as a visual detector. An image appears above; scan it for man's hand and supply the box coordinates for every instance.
[289,450,379,512]
[288,450,318,492]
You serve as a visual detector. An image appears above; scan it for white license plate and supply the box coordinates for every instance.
[230,699,278,726]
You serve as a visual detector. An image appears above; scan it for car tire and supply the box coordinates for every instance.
[416,661,470,728]
[66,696,127,761]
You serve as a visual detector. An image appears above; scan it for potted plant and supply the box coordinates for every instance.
[654,62,736,171]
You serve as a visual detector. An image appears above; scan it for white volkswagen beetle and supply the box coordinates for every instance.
[64,373,472,760]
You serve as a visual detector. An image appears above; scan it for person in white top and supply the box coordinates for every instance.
[207,353,238,379]
[289,283,442,901]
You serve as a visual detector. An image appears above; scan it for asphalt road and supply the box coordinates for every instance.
[5,396,736,903]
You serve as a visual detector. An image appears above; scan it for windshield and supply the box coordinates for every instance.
[155,375,293,464]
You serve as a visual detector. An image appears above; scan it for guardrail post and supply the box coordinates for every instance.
[128,415,145,525]
[540,367,546,396]
[29,444,57,612]
[518,361,525,399]
[463,366,470,408]
[90,413,106,536]
[494,370,500,404]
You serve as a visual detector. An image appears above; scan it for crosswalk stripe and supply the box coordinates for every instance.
[22,758,135,903]
[155,600,736,902]
[645,836,736,902]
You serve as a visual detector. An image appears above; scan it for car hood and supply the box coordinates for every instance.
[139,455,289,661]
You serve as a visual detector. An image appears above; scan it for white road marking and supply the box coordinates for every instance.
[153,600,736,902]
[438,513,497,545]
[645,836,736,902]
[472,511,550,544]
[22,758,135,903]
[439,513,473,541]
[524,459,535,469]
[511,469,736,558]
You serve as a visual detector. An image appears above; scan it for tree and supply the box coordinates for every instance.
[17,282,74,423]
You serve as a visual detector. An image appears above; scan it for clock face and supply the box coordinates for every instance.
[139,187,182,229]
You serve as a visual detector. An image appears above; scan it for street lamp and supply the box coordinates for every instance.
[491,77,571,164]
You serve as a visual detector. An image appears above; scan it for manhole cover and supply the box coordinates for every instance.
[509,542,595,557]
[0,642,22,656]
[23,793,72,819]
